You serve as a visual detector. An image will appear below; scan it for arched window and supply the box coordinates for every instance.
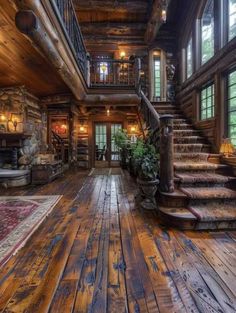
[186,36,193,78]
[228,0,236,41]
[201,0,215,64]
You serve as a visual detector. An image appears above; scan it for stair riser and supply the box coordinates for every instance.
[174,131,200,137]
[174,138,206,144]
[173,125,194,130]
[158,193,188,208]
[195,220,236,230]
[174,145,210,153]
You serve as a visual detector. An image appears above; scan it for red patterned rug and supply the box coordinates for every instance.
[0,195,61,267]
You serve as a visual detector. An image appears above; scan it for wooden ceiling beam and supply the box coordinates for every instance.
[73,0,148,13]
[80,22,146,36]
[144,0,170,44]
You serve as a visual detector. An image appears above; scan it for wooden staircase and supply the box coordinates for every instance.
[153,102,236,230]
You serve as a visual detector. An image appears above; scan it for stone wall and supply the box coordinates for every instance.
[0,86,44,169]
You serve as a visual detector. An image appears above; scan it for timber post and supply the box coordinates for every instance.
[159,114,174,193]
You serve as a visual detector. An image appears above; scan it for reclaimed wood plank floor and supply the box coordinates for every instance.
[0,169,236,313]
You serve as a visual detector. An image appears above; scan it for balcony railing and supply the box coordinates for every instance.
[90,59,136,87]
[51,0,87,77]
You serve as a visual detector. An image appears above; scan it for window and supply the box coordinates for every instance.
[200,83,215,120]
[228,0,236,41]
[154,57,161,99]
[201,0,214,64]
[186,37,193,78]
[99,62,108,81]
[227,70,236,145]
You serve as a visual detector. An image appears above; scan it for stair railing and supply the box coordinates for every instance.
[137,60,174,193]
[51,130,65,163]
[90,59,136,87]
[51,0,88,78]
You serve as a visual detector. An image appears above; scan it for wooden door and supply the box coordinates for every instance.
[94,122,122,167]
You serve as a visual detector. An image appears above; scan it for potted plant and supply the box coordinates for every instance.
[132,138,159,210]
[113,129,130,169]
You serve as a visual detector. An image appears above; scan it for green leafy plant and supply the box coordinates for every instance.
[113,129,129,149]
[131,138,159,180]
[113,129,130,168]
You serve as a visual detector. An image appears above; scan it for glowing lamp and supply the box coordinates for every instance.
[120,51,126,59]
[61,124,67,130]
[0,113,6,121]
[130,126,136,133]
[161,9,167,22]
[220,138,234,157]
[107,109,110,116]
[79,125,85,132]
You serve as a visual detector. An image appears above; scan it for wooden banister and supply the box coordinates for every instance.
[139,85,174,193]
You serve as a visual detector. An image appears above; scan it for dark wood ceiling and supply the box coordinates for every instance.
[74,0,153,54]
[0,0,69,97]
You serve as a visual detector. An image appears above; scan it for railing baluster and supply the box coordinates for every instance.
[51,0,87,78]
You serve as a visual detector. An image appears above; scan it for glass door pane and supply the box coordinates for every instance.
[95,124,108,167]
[111,124,122,165]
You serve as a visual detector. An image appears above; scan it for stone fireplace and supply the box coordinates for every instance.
[0,86,44,187]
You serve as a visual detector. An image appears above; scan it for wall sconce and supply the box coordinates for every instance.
[9,113,23,132]
[0,113,6,122]
[130,125,136,133]
[120,51,126,59]
[220,138,234,157]
[61,124,67,130]
[79,120,86,132]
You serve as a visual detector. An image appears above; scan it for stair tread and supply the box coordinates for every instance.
[188,201,236,221]
[175,173,234,184]
[180,187,236,199]
[174,161,226,171]
[159,207,197,220]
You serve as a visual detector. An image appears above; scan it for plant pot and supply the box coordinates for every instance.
[137,178,159,210]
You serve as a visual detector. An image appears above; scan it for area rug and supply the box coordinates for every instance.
[0,195,61,267]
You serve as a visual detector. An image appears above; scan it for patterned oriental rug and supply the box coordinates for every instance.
[0,195,61,267]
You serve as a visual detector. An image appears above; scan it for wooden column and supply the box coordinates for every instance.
[159,114,174,193]
[135,57,141,94]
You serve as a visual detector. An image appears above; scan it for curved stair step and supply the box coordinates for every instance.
[188,201,236,223]
[175,173,235,187]
[180,187,236,199]
[174,161,227,171]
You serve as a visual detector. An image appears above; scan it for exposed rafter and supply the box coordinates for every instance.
[73,0,148,13]
[145,0,170,44]
[80,22,146,37]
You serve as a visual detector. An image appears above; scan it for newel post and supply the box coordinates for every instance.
[86,53,91,87]
[135,57,141,94]
[159,115,174,193]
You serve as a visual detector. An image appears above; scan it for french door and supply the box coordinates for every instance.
[94,122,122,167]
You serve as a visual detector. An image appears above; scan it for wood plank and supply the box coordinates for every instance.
[107,176,128,313]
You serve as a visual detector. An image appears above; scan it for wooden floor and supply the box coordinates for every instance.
[0,169,236,313]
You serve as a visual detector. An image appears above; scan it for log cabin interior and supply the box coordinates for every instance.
[1,0,236,311]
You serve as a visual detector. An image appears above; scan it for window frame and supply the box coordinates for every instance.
[226,68,236,145]
[186,36,193,79]
[199,82,215,120]
[153,56,161,100]
[227,0,236,42]
[199,0,215,65]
